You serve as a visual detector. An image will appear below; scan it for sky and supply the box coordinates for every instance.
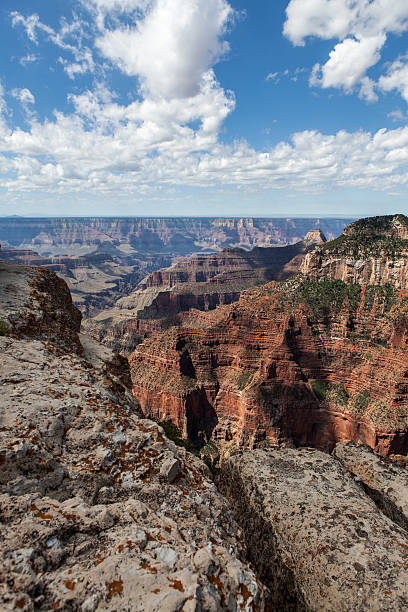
[1,0,408,217]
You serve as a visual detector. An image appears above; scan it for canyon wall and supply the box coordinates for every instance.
[85,230,326,353]
[129,277,408,459]
[0,216,351,255]
[129,215,408,460]
[302,214,408,289]
[0,245,170,317]
[2,256,408,611]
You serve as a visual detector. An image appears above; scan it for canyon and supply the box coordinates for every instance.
[129,215,408,461]
[0,217,349,319]
[0,216,352,256]
[1,222,408,610]
[0,245,170,318]
[84,229,326,354]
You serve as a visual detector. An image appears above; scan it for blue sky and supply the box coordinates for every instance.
[1,0,408,217]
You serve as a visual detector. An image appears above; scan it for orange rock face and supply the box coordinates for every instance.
[129,278,408,458]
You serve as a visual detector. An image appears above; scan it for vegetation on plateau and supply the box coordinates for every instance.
[321,214,408,258]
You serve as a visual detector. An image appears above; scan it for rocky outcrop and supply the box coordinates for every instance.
[129,276,408,458]
[0,217,351,255]
[219,446,408,611]
[0,261,82,353]
[302,214,408,288]
[85,230,326,354]
[334,442,408,530]
[0,261,264,611]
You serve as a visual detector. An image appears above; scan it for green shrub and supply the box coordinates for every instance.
[353,390,370,414]
[157,420,200,456]
[0,319,10,336]
[311,379,329,401]
[327,383,349,406]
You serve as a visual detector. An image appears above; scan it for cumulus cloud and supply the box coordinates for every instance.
[2,77,408,197]
[5,0,408,201]
[310,35,384,92]
[358,76,378,103]
[96,0,233,98]
[284,0,408,101]
[379,57,408,102]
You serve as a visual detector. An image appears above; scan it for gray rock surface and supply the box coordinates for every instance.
[0,261,264,611]
[334,442,408,532]
[220,446,408,612]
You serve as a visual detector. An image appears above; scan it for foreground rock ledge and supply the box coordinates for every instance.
[219,447,408,611]
[0,261,264,611]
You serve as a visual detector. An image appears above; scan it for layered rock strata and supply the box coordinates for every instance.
[129,216,408,458]
[302,214,408,288]
[0,216,351,256]
[219,446,408,611]
[0,262,264,611]
[129,276,408,457]
[85,230,325,354]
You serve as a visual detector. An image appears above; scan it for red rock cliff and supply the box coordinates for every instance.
[130,276,408,459]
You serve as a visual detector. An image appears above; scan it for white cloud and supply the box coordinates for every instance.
[379,57,408,102]
[19,54,39,67]
[284,0,357,45]
[11,88,35,106]
[58,49,95,79]
[85,0,149,12]
[311,35,384,92]
[11,12,53,43]
[2,78,408,197]
[96,0,233,98]
[284,0,408,102]
[266,72,279,82]
[5,0,408,201]
[11,12,95,79]
[387,109,406,122]
[358,76,378,103]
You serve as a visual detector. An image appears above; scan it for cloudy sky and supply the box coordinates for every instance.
[2,0,408,217]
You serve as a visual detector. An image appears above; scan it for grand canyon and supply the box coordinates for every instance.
[1,214,408,611]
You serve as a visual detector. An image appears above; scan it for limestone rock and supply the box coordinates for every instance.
[334,442,408,531]
[160,455,181,483]
[0,261,264,611]
[219,446,408,611]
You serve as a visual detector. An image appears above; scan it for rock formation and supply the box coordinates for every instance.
[219,446,408,611]
[0,217,350,256]
[334,442,408,529]
[129,216,408,459]
[0,261,264,611]
[84,230,326,354]
[301,214,408,288]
